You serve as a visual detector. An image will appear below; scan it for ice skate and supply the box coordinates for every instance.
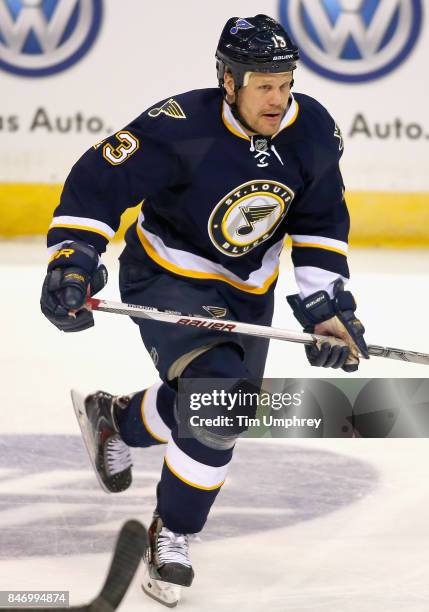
[71,389,133,493]
[142,514,194,607]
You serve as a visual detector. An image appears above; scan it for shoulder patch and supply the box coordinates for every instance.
[334,123,344,151]
[148,98,187,120]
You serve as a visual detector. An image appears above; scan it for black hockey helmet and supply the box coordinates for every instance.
[216,14,299,92]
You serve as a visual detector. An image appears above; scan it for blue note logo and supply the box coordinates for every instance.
[0,0,103,77]
[279,0,423,82]
[230,18,255,35]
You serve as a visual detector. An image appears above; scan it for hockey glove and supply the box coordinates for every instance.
[40,241,107,332]
[286,279,369,372]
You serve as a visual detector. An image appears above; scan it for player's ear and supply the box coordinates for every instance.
[223,71,236,98]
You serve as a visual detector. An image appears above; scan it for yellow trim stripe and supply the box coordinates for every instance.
[221,107,250,140]
[1,184,429,247]
[291,241,347,257]
[274,100,300,136]
[164,457,224,491]
[136,222,279,294]
[48,223,111,242]
[140,390,168,444]
[221,100,300,140]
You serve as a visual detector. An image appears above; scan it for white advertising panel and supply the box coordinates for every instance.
[0,0,426,190]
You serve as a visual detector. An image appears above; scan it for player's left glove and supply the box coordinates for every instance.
[286,279,369,372]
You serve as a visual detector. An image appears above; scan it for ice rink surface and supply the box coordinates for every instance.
[1,241,429,611]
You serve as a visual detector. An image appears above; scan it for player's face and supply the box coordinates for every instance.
[225,72,293,136]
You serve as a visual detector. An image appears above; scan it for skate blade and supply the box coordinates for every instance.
[141,565,182,608]
[71,389,110,494]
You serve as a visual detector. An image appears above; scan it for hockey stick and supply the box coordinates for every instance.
[6,520,147,612]
[87,297,429,366]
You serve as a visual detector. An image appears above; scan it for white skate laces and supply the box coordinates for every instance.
[157,527,192,567]
[105,436,132,476]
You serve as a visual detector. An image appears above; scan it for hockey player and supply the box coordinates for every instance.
[40,14,368,606]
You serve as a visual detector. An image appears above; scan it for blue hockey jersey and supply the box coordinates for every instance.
[47,88,349,298]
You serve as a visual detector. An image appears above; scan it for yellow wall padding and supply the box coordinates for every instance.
[346,191,429,247]
[0,183,139,241]
[0,183,428,247]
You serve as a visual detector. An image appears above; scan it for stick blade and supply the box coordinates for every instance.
[3,521,148,612]
[92,520,148,611]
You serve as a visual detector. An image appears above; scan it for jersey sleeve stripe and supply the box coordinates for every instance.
[294,266,349,298]
[47,226,109,255]
[48,223,111,241]
[49,216,115,241]
[292,241,347,256]
[290,234,348,256]
[164,437,229,491]
[291,245,349,278]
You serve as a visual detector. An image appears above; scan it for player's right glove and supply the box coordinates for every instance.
[40,241,107,332]
[286,279,369,372]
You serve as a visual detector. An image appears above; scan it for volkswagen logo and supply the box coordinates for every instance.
[279,0,423,82]
[0,0,103,77]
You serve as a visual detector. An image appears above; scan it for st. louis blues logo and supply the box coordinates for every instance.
[148,98,186,120]
[230,18,255,35]
[0,0,103,77]
[279,0,422,82]
[209,180,294,257]
[236,204,278,236]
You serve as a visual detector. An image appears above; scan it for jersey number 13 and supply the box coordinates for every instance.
[103,131,140,165]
